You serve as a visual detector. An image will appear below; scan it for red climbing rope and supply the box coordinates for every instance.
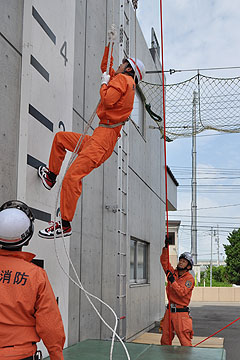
[194,316,240,347]
[159,0,172,345]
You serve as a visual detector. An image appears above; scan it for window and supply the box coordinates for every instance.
[130,237,149,284]
[131,89,145,136]
[168,232,175,245]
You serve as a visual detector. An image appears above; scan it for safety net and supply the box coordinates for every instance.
[139,74,240,140]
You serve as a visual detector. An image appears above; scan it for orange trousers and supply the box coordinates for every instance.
[161,310,193,346]
[48,127,119,221]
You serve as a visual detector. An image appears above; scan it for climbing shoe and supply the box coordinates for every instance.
[38,221,72,239]
[38,166,56,190]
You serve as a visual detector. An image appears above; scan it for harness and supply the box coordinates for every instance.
[167,304,190,313]
[99,121,126,128]
[99,116,130,128]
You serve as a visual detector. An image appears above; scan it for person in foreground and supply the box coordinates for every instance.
[0,200,65,359]
[160,236,195,346]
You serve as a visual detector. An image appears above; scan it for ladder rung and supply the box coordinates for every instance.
[117,295,126,298]
[118,273,126,277]
[118,188,127,195]
[118,230,126,235]
[118,252,126,256]
[118,166,127,174]
[117,209,126,214]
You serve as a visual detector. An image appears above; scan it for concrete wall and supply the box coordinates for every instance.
[191,287,240,302]
[0,0,175,353]
[0,0,23,203]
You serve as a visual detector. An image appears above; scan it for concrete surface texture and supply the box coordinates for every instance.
[0,0,177,356]
[150,303,240,360]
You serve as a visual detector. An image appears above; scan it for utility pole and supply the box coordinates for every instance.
[210,227,213,287]
[191,91,198,265]
[216,224,220,265]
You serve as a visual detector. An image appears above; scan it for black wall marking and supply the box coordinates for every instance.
[32,6,56,44]
[27,154,46,170]
[30,207,51,223]
[29,104,53,132]
[30,55,49,82]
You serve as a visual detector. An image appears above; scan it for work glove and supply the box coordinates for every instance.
[166,270,175,284]
[101,72,110,86]
[165,235,169,248]
[108,24,117,41]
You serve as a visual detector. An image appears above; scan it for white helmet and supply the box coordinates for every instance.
[0,200,34,249]
[127,58,145,82]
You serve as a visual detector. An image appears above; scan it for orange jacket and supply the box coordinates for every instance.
[0,249,65,360]
[160,247,195,307]
[97,46,136,128]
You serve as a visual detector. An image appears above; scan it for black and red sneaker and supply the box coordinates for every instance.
[38,166,56,190]
[38,221,72,239]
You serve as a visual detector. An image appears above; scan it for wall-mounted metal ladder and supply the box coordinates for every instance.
[116,0,131,341]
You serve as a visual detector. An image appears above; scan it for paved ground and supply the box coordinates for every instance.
[149,302,240,360]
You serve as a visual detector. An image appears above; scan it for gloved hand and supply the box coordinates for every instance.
[165,235,169,248]
[101,72,110,86]
[166,270,175,284]
[108,24,117,41]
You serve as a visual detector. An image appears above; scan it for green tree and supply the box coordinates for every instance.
[223,229,240,285]
[199,265,229,286]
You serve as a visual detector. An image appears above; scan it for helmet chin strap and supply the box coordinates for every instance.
[177,264,189,271]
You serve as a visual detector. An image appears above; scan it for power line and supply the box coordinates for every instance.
[170,215,240,219]
[176,203,240,211]
[176,177,240,180]
[146,65,240,74]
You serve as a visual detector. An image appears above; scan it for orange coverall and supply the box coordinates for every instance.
[0,249,65,360]
[48,46,135,221]
[160,247,195,346]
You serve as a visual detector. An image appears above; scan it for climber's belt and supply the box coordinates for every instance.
[167,304,189,313]
[99,121,126,128]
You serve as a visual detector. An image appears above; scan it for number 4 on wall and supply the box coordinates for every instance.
[60,41,68,66]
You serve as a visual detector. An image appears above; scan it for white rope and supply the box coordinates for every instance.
[50,18,131,360]
[53,219,130,360]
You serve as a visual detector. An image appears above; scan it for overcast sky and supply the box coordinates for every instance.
[137,0,240,261]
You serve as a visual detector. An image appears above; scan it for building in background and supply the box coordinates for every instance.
[166,220,181,268]
[0,0,178,356]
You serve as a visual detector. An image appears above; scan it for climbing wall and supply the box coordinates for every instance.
[1,0,172,353]
[17,0,76,355]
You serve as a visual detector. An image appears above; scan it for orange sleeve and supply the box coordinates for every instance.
[35,270,65,360]
[160,247,175,274]
[101,45,115,77]
[100,74,127,108]
[171,276,195,297]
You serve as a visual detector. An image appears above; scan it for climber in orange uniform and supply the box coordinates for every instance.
[0,200,65,359]
[160,236,195,346]
[38,44,145,239]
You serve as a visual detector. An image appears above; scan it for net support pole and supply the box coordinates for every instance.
[191,90,198,264]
